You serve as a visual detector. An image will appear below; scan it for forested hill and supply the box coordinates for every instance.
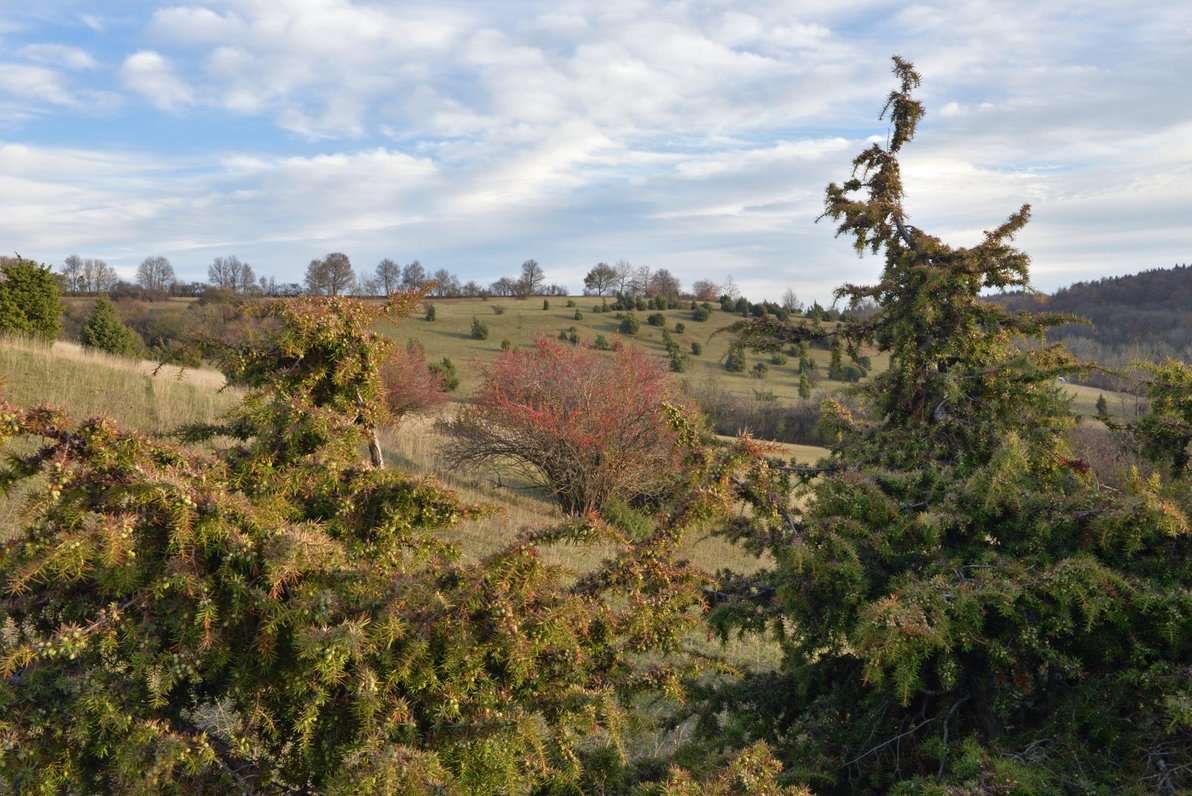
[994,263,1192,349]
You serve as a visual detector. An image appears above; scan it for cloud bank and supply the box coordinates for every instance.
[0,0,1188,300]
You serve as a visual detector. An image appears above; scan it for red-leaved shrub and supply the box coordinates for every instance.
[441,337,687,515]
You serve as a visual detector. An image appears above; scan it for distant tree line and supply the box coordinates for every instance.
[51,253,583,301]
[51,251,830,311]
[989,263,1192,390]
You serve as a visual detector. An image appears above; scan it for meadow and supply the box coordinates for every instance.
[0,336,238,432]
[0,330,803,680]
[371,295,873,402]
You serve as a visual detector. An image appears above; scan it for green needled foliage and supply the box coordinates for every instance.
[0,294,717,793]
[0,256,63,340]
[702,57,1192,792]
[1122,360,1192,477]
[80,295,143,358]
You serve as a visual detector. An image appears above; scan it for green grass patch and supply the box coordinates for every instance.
[372,297,857,403]
[1064,381,1139,421]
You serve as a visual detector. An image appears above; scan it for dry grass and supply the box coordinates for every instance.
[0,337,239,433]
[0,336,814,582]
[0,338,243,541]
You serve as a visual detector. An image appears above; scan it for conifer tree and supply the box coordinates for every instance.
[1121,360,1192,477]
[0,255,62,339]
[1096,392,1109,418]
[702,57,1192,792]
[79,295,142,358]
[0,295,716,793]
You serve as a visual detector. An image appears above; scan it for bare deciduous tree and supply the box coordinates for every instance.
[431,268,460,297]
[60,255,84,293]
[305,252,354,296]
[375,258,400,294]
[136,255,176,292]
[517,259,545,297]
[628,265,651,298]
[647,268,681,302]
[62,255,119,294]
[691,279,720,302]
[208,256,256,293]
[613,259,635,295]
[490,276,516,297]
[401,260,426,290]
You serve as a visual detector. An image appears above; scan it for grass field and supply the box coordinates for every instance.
[0,337,239,432]
[1065,381,1141,420]
[0,338,244,542]
[0,325,1143,682]
[373,296,878,404]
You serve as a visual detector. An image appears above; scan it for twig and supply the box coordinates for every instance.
[937,695,970,777]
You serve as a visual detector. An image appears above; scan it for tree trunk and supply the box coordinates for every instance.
[368,427,384,468]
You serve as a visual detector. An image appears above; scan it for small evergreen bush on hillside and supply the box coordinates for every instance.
[0,255,62,340]
[670,350,687,373]
[724,347,746,372]
[428,356,460,391]
[80,295,143,358]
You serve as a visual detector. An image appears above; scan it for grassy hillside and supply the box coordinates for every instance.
[1066,381,1141,420]
[0,337,239,432]
[373,296,878,403]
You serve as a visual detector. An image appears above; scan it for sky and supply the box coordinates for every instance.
[0,1,1189,303]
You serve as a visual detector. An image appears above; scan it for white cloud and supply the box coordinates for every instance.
[120,50,194,110]
[0,0,1190,301]
[0,140,451,276]
[17,43,97,70]
[0,63,77,106]
[133,0,869,143]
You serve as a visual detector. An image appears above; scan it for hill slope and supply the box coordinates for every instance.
[993,263,1192,352]
[374,295,872,404]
